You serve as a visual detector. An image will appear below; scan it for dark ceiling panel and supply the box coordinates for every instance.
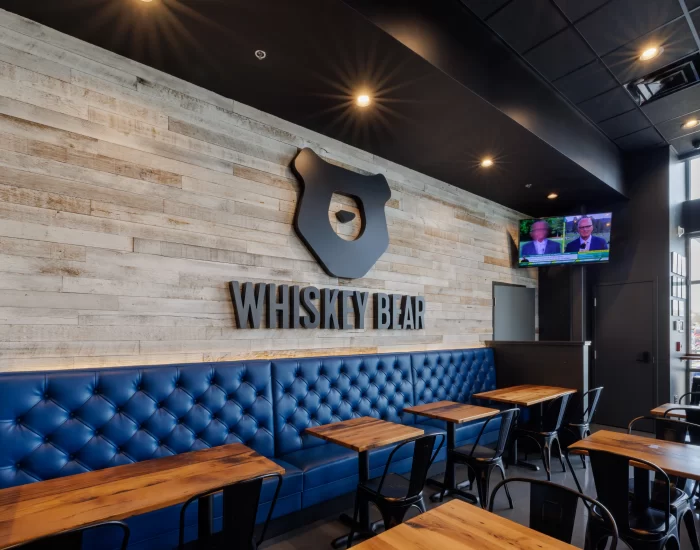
[487,0,567,53]
[524,28,596,80]
[602,18,697,84]
[642,82,700,123]
[575,0,683,56]
[669,133,700,155]
[688,1,700,10]
[578,87,637,122]
[598,109,651,139]
[656,111,700,141]
[459,0,511,19]
[553,60,618,104]
[614,127,664,150]
[552,0,610,23]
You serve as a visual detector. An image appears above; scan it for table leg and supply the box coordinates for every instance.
[508,406,540,471]
[428,423,477,503]
[332,451,383,548]
[198,494,213,544]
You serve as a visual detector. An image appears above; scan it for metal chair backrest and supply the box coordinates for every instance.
[377,433,444,499]
[178,472,283,549]
[467,408,519,460]
[679,391,700,406]
[577,386,603,425]
[11,521,130,550]
[655,411,700,443]
[587,449,671,538]
[542,394,572,432]
[489,477,618,549]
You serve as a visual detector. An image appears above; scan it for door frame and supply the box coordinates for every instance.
[492,282,532,341]
[593,280,659,415]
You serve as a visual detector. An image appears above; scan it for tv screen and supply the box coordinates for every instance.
[518,213,612,267]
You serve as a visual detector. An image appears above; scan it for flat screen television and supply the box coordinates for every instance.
[518,213,612,267]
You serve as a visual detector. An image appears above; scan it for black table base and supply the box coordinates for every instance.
[427,423,479,504]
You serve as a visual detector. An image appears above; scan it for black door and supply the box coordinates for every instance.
[594,282,655,428]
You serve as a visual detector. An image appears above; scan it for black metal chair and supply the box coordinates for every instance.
[11,521,130,550]
[678,392,700,406]
[346,433,444,548]
[488,477,618,549]
[178,472,283,550]
[560,386,603,469]
[628,415,700,550]
[515,393,572,481]
[448,408,519,509]
[586,449,681,550]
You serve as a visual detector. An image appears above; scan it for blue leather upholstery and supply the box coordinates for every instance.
[0,347,497,548]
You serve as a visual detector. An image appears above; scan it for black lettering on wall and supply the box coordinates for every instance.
[415,296,426,329]
[301,286,320,328]
[352,291,369,329]
[401,295,415,330]
[339,290,353,330]
[374,293,391,329]
[229,281,266,329]
[265,284,289,329]
[290,285,302,329]
[390,294,402,329]
[321,288,340,329]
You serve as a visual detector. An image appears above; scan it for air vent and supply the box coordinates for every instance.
[627,53,700,106]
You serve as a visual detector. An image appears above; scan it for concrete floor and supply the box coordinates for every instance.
[261,429,700,549]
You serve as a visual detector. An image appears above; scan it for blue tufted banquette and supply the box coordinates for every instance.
[0,348,497,549]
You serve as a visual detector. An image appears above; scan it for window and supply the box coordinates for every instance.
[692,238,700,374]
[691,158,700,200]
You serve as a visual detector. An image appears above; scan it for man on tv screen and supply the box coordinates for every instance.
[521,220,560,255]
[565,216,608,253]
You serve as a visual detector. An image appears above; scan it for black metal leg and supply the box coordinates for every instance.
[509,407,540,471]
[428,423,477,504]
[198,494,213,544]
[333,451,382,548]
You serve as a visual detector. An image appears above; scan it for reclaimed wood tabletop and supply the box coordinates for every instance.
[305,416,424,452]
[474,385,577,407]
[0,443,283,549]
[351,499,577,549]
[569,430,700,481]
[404,401,500,424]
[650,403,700,419]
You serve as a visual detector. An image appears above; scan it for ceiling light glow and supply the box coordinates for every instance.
[639,46,662,61]
[480,158,494,168]
[356,94,371,107]
[547,193,558,200]
[682,119,699,129]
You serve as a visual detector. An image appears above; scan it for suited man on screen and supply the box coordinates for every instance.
[521,220,561,255]
[565,216,608,253]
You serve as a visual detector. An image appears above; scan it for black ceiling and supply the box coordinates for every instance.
[0,0,629,215]
[461,0,700,156]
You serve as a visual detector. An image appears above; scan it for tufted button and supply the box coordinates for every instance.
[44,436,49,443]
[158,402,163,408]
[44,393,49,400]
[69,412,75,418]
[137,385,142,391]
[229,427,234,433]
[16,417,22,424]
[69,454,74,460]
[116,447,121,453]
[115,407,121,413]
[95,429,101,436]
[157,440,162,446]
[15,463,21,469]
[93,388,99,395]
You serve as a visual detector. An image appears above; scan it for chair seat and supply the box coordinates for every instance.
[628,479,690,512]
[452,443,497,461]
[360,473,415,501]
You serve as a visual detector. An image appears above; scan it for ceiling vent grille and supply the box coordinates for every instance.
[627,53,700,106]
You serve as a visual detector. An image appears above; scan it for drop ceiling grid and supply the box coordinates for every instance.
[463,0,700,153]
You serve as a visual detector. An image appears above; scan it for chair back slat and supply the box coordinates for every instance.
[542,394,572,432]
[407,435,439,497]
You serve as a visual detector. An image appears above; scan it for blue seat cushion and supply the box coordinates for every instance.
[280,443,357,491]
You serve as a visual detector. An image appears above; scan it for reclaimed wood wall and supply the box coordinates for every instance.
[0,9,536,372]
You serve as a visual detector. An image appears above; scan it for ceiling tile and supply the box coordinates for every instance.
[487,0,567,53]
[578,87,637,122]
[655,108,700,141]
[460,0,511,19]
[597,109,650,139]
[602,18,697,84]
[614,127,665,150]
[669,133,700,155]
[641,81,700,123]
[552,0,609,23]
[687,1,700,10]
[525,28,596,80]
[575,0,683,56]
[553,60,618,104]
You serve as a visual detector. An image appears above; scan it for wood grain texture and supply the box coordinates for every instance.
[0,443,284,548]
[0,8,536,372]
[351,499,577,550]
[568,430,700,481]
[404,401,500,424]
[474,385,577,407]
[650,403,700,419]
[305,417,424,452]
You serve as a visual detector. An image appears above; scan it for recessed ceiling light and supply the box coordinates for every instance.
[356,94,371,108]
[480,158,494,168]
[525,183,532,188]
[547,193,558,200]
[639,46,662,61]
[255,50,267,61]
[140,0,154,2]
[682,118,699,129]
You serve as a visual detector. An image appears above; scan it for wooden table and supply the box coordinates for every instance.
[305,417,424,548]
[474,385,577,471]
[351,499,576,549]
[404,401,499,503]
[651,403,700,420]
[0,443,284,549]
